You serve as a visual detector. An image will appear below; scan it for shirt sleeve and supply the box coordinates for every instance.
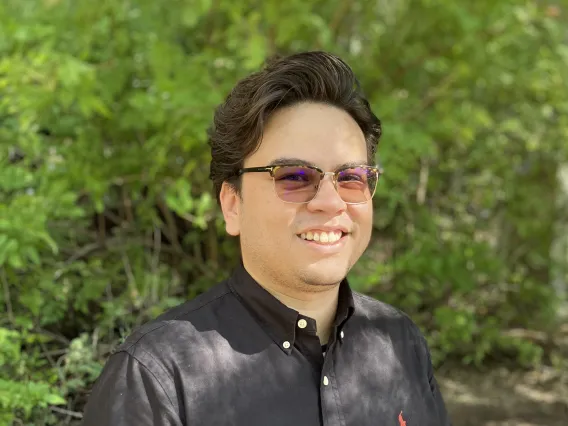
[81,351,183,426]
[418,332,453,426]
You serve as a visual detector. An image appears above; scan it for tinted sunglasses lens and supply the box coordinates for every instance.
[337,167,378,203]
[273,166,320,203]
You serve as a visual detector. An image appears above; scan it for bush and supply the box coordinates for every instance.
[1,0,567,424]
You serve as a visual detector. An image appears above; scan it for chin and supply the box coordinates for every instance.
[298,261,350,287]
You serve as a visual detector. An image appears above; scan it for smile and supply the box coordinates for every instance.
[297,230,347,245]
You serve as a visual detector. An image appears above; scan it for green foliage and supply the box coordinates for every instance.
[1,0,567,423]
[0,328,65,425]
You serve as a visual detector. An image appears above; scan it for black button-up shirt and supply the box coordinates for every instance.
[81,264,451,426]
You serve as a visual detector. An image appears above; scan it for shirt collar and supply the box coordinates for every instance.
[228,262,355,354]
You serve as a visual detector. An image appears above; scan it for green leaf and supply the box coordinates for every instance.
[44,393,66,405]
[0,239,18,267]
[24,246,41,265]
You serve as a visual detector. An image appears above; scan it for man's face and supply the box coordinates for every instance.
[220,102,374,291]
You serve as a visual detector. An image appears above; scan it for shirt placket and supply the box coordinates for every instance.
[320,330,346,426]
[295,316,324,372]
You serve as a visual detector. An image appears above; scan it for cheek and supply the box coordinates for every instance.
[349,204,373,232]
[240,191,296,240]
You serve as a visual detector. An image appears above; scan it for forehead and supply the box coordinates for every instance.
[245,102,368,168]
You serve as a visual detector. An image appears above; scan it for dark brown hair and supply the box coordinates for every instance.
[208,51,382,204]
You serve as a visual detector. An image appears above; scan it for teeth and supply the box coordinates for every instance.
[299,231,343,244]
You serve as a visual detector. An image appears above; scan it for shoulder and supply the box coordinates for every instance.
[113,280,232,356]
[351,291,429,351]
[89,280,234,416]
[352,291,407,320]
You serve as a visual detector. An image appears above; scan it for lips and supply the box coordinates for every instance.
[298,230,344,244]
[296,230,348,255]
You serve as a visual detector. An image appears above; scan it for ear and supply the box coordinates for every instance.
[219,182,241,236]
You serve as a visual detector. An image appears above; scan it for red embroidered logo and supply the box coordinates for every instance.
[398,411,407,426]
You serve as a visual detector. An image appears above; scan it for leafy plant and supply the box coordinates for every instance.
[0,0,567,424]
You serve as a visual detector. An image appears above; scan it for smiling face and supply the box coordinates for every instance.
[220,102,374,293]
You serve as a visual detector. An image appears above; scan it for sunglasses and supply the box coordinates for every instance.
[237,163,383,204]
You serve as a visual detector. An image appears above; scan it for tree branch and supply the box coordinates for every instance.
[50,406,83,419]
[1,268,13,324]
[156,197,183,253]
[328,0,354,45]
[122,185,134,223]
[416,157,430,205]
[401,69,460,121]
[53,236,206,281]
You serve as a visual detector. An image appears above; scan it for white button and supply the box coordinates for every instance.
[340,331,345,339]
[323,376,329,386]
[282,341,291,349]
[297,319,307,329]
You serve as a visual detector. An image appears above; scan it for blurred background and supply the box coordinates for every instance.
[1,0,567,424]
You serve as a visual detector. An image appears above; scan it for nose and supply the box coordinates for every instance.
[306,173,346,213]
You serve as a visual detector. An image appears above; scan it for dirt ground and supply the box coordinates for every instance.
[438,365,568,426]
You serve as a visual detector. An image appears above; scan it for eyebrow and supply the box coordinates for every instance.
[268,157,371,170]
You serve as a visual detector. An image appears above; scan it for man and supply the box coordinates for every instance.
[81,51,451,426]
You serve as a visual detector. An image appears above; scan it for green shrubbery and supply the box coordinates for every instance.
[1,0,567,424]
